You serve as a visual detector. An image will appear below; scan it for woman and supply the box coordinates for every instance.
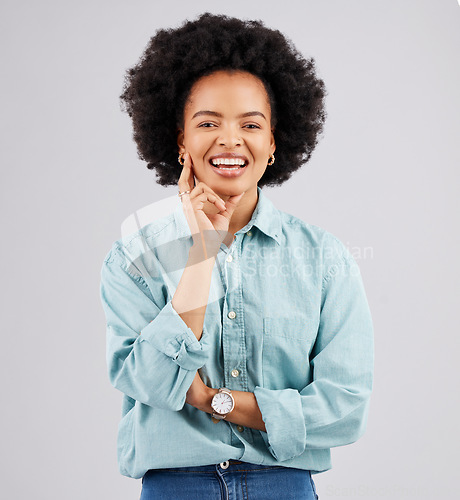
[100,13,374,500]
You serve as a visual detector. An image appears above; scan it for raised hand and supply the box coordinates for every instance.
[178,152,245,257]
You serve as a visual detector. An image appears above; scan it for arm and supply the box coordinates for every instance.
[186,379,267,432]
[172,242,220,340]
[101,158,243,413]
[100,245,214,412]
[189,252,374,462]
[254,253,374,461]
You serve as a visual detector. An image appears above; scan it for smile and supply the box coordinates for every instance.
[208,153,249,177]
[209,158,247,168]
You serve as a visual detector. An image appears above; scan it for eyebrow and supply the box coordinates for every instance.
[191,110,267,121]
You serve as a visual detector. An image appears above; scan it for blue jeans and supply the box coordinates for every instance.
[140,459,319,499]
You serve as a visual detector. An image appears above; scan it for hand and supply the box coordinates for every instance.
[185,370,210,408]
[178,152,245,255]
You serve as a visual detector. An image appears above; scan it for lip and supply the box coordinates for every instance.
[208,152,249,178]
[210,163,248,178]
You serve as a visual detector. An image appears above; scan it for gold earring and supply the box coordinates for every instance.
[178,153,185,166]
[267,154,275,166]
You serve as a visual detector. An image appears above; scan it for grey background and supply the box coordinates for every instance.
[1,0,458,498]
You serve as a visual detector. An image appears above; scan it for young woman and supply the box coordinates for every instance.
[100,13,374,500]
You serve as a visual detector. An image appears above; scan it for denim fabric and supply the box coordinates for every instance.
[100,186,374,480]
[140,460,319,500]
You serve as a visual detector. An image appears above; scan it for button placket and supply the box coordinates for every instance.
[220,235,253,446]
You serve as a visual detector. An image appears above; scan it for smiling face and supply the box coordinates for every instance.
[177,70,276,199]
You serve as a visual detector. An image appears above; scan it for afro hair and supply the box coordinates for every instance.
[120,12,327,187]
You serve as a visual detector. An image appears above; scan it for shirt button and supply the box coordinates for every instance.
[226,255,233,262]
[220,461,230,469]
[231,369,239,378]
[237,425,244,433]
[247,231,252,236]
[228,311,236,319]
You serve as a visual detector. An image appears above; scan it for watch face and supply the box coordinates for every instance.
[211,392,234,414]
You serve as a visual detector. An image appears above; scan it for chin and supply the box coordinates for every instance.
[215,184,249,197]
[200,177,244,193]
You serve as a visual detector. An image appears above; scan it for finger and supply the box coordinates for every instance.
[221,192,245,217]
[192,191,225,212]
[178,154,200,236]
[178,152,194,193]
[185,153,196,190]
[190,182,226,210]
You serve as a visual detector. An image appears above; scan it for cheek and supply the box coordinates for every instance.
[252,140,271,162]
[186,134,208,156]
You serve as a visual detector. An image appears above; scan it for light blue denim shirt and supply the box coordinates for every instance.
[99,186,374,479]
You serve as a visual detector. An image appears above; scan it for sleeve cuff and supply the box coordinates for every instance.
[140,300,211,370]
[254,386,307,462]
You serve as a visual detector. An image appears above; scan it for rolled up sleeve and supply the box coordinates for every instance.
[254,252,374,462]
[253,387,306,462]
[140,301,210,370]
[100,247,211,412]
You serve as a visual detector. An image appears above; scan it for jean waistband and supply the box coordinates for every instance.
[145,460,304,475]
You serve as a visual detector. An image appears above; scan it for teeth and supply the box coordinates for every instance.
[211,158,246,166]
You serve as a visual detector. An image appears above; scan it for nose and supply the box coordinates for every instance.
[217,124,242,148]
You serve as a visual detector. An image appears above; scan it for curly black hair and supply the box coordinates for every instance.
[120,12,327,187]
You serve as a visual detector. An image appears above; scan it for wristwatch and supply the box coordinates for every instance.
[211,388,235,423]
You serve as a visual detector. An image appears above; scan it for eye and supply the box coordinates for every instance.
[198,122,216,128]
[244,124,261,129]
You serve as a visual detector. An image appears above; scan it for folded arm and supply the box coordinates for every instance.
[100,246,211,411]
[188,251,374,462]
[253,252,374,461]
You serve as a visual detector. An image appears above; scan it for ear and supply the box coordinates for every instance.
[270,129,276,155]
[177,128,185,153]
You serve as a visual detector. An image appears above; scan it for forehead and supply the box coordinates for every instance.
[185,70,271,111]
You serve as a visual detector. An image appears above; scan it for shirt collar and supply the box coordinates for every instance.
[173,185,282,246]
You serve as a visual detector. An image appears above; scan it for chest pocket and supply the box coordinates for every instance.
[262,317,315,391]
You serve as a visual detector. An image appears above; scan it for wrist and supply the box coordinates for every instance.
[194,386,218,414]
[189,241,220,262]
[191,229,224,256]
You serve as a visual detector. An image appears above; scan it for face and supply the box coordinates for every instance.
[177,70,276,198]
